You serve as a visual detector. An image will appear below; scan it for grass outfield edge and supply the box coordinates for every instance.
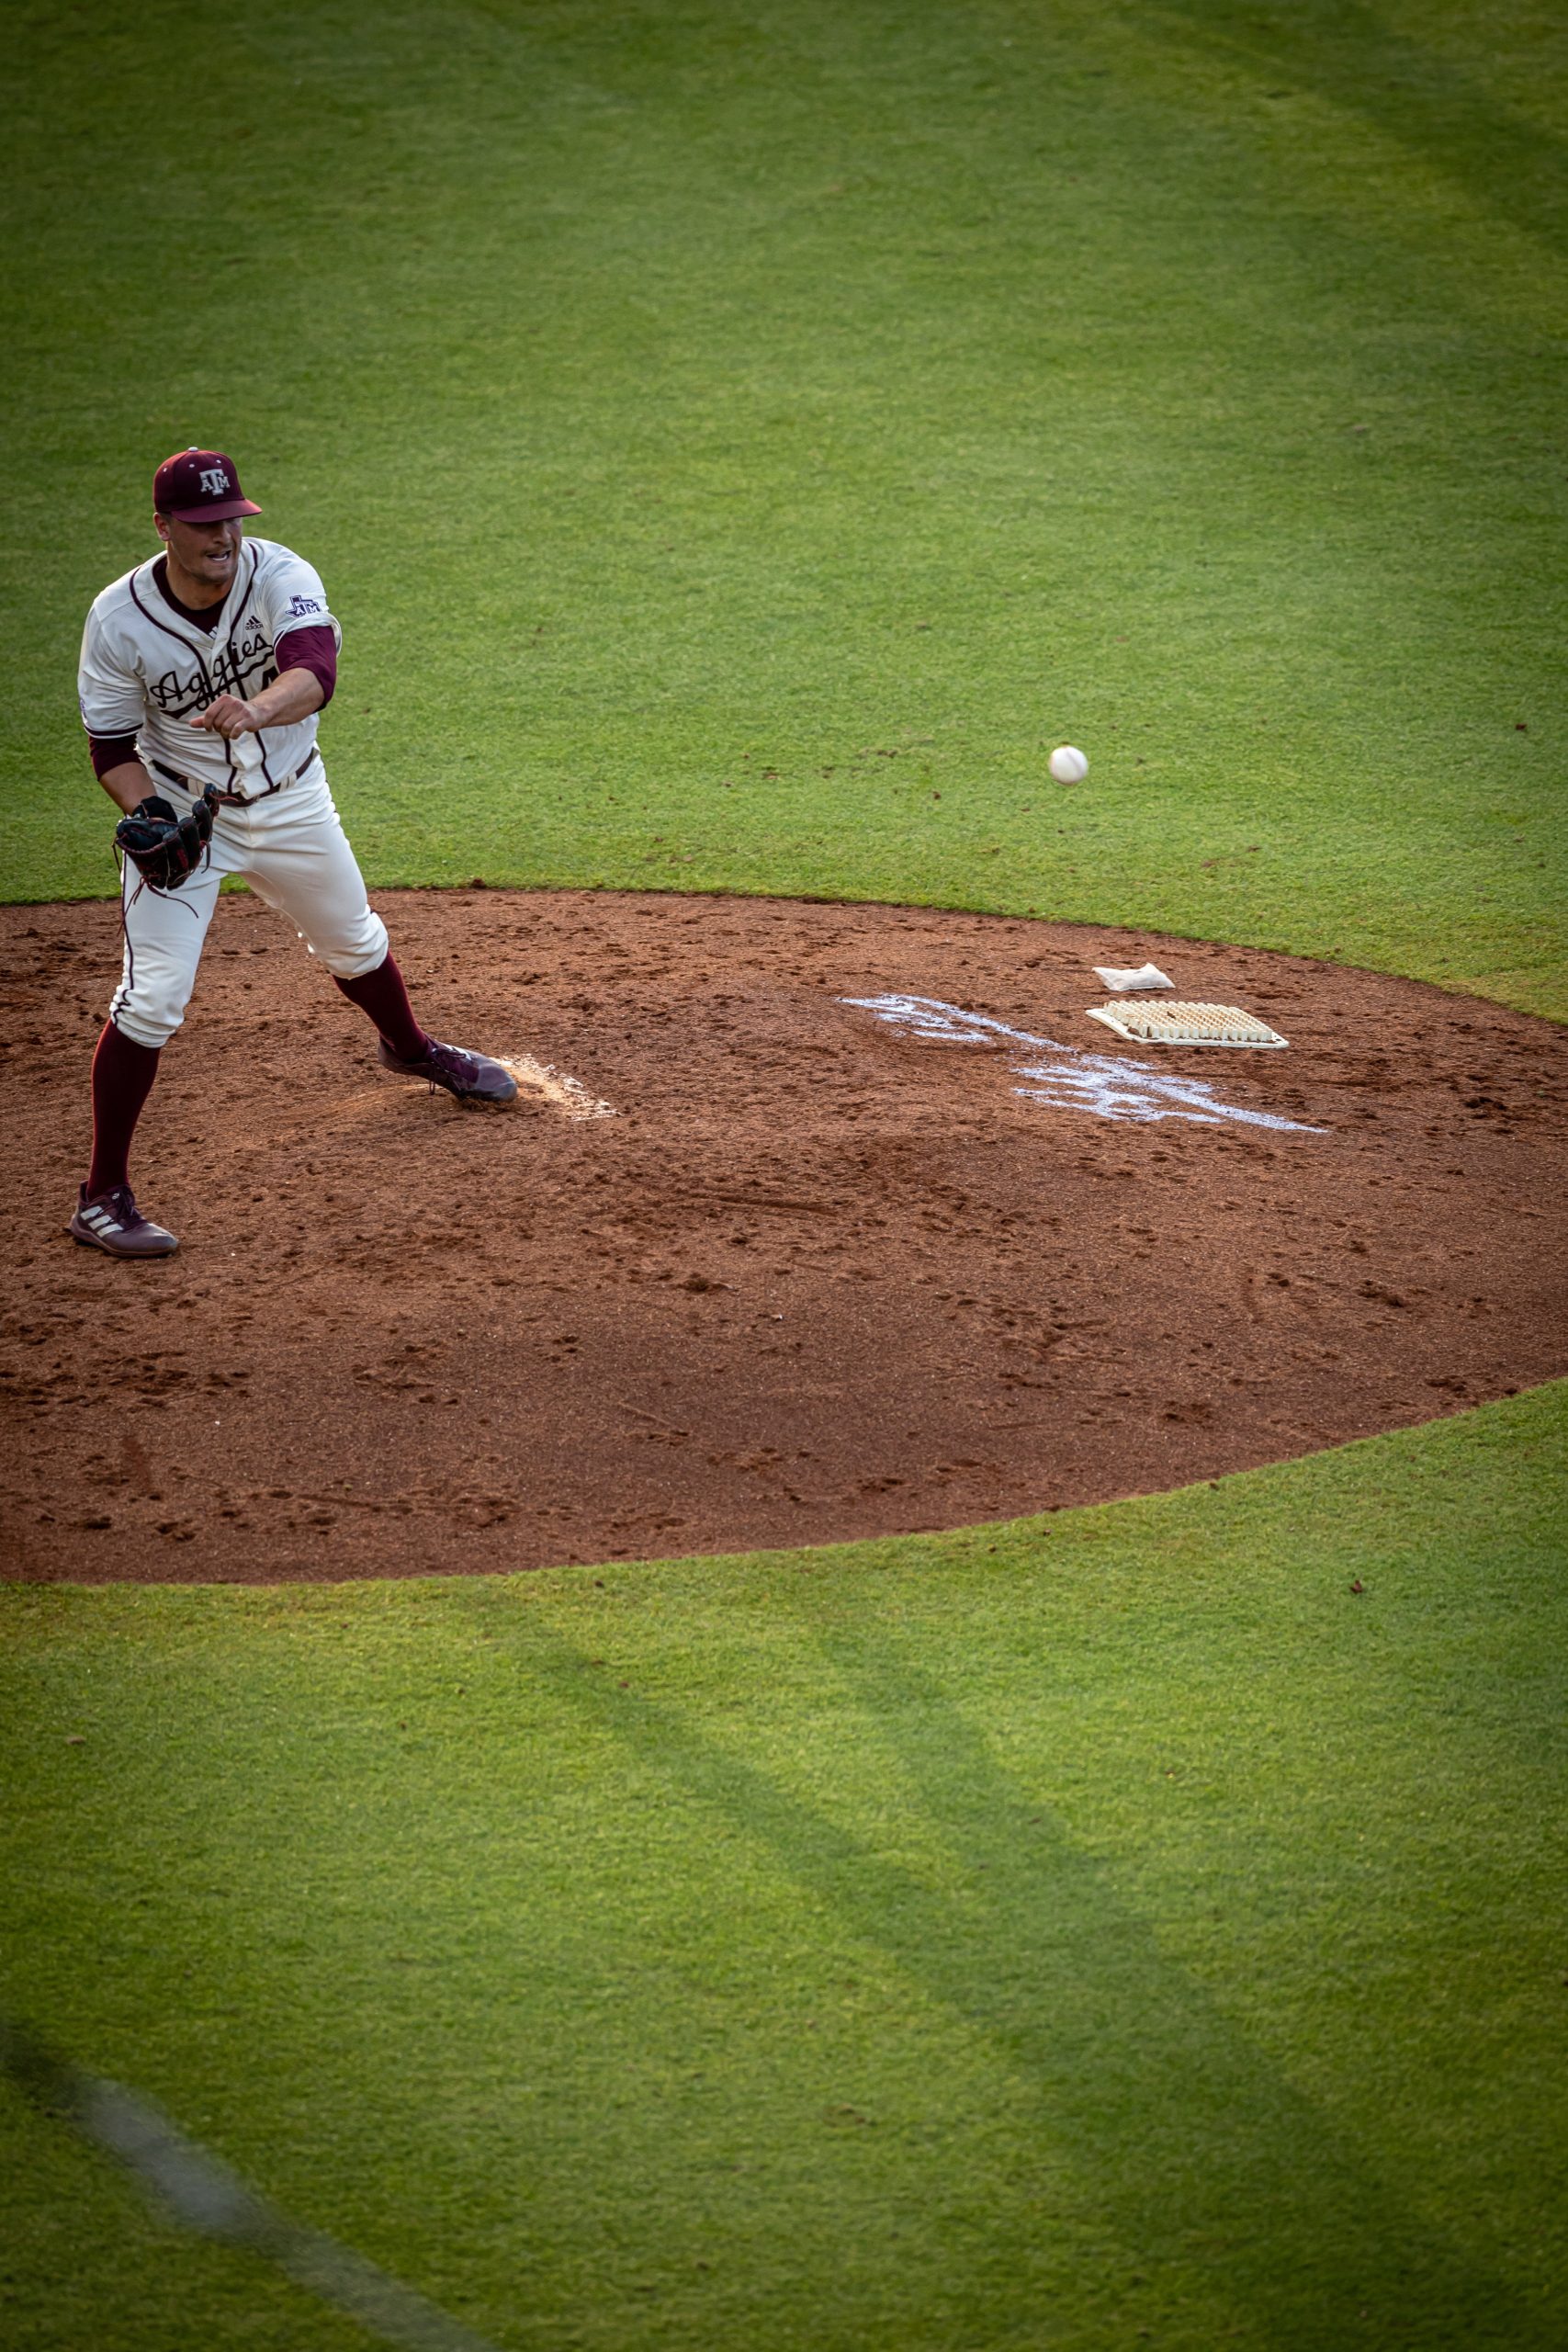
[7,874,1562,1027]
[9,1380,1562,1602]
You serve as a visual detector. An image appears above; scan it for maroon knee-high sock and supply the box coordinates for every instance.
[333,953,430,1060]
[86,1021,161,1198]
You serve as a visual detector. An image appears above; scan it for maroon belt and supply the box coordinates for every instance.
[152,744,319,808]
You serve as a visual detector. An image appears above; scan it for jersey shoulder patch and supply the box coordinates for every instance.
[250,537,334,626]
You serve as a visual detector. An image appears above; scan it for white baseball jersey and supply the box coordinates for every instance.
[78,537,341,797]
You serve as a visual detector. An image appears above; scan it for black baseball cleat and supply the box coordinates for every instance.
[377,1036,518,1104]
[68,1183,179,1259]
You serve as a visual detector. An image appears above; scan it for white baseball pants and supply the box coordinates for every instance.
[110,762,389,1048]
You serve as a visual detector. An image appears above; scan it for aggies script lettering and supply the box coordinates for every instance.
[147,620,278,718]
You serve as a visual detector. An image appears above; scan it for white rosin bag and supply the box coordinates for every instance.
[1092,963,1174,993]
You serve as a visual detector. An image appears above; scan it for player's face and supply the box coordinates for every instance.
[155,511,245,600]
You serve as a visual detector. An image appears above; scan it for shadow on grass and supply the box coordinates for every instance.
[446,1579,1548,2349]
[1145,0,1568,256]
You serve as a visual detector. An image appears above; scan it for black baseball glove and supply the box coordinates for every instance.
[114,790,214,891]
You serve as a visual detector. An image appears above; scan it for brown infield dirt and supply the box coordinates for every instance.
[3,887,1565,1584]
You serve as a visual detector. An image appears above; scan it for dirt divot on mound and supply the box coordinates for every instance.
[3,888,1564,1584]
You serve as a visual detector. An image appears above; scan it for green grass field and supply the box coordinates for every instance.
[2,1,1565,2344]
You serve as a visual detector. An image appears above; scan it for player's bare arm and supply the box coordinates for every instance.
[96,666,324,795]
[189,668,325,741]
[96,756,159,816]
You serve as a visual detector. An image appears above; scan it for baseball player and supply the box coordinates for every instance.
[72,447,516,1259]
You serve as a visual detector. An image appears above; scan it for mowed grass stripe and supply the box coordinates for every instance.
[3,1388,1566,2348]
[0,0,1562,1008]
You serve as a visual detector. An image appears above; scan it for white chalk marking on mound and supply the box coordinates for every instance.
[500,1055,616,1121]
[0,2018,501,2352]
[840,994,1324,1133]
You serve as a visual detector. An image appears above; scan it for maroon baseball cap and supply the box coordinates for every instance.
[152,447,262,522]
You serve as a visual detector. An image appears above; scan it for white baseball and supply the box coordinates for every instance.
[1049,743,1089,785]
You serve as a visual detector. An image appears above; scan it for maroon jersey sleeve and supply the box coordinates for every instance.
[274,623,337,707]
[89,730,141,779]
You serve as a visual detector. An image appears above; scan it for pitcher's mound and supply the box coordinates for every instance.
[4,889,1564,1583]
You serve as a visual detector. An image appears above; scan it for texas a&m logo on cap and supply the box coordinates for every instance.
[152,447,263,523]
